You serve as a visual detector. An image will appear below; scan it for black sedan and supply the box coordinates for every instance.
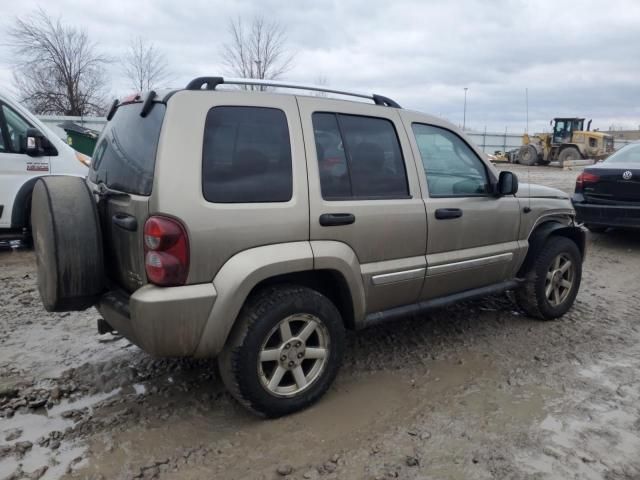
[572,142,640,232]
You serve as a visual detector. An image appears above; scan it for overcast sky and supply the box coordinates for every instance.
[1,0,639,133]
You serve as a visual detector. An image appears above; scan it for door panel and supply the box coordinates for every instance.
[298,97,427,313]
[401,114,522,300]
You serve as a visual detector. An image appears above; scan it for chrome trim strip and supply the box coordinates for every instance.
[427,253,513,276]
[371,267,426,286]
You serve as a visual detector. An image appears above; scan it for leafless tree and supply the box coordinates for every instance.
[7,8,109,116]
[221,16,295,90]
[123,36,171,93]
[312,75,329,97]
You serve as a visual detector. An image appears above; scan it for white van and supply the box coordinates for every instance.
[0,92,89,242]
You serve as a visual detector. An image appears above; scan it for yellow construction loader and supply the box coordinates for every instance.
[517,118,614,166]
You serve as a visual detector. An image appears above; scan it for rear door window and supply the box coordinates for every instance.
[90,102,165,195]
[312,112,409,200]
[202,106,292,203]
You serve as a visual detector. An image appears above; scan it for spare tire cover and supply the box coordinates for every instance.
[31,176,104,312]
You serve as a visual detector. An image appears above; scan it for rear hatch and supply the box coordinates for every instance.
[583,165,640,204]
[88,96,166,293]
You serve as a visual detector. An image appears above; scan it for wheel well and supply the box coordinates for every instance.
[518,220,585,277]
[249,270,356,330]
[11,178,39,228]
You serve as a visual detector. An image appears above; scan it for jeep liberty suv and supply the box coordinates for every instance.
[31,77,585,417]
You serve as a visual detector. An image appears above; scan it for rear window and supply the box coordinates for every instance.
[202,106,292,203]
[90,102,165,195]
[606,143,640,164]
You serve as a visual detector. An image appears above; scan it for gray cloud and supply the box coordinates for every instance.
[1,0,639,133]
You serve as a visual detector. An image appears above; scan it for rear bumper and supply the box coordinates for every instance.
[97,283,216,357]
[572,195,640,228]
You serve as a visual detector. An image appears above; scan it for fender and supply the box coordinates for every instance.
[194,242,314,357]
[11,177,40,228]
[518,221,586,277]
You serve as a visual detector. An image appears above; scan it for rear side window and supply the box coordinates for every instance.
[312,112,408,200]
[90,102,165,195]
[202,106,292,203]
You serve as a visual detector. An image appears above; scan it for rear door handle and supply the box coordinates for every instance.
[112,213,138,232]
[319,213,356,226]
[435,208,463,220]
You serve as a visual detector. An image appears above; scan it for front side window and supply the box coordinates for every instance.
[312,112,409,200]
[202,106,292,203]
[411,123,489,197]
[2,105,31,153]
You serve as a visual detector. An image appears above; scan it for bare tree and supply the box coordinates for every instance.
[7,8,109,116]
[123,36,171,92]
[312,75,329,97]
[221,16,295,90]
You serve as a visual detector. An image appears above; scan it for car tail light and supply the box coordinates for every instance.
[143,216,189,286]
[575,171,600,192]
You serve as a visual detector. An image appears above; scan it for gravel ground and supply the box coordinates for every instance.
[1,164,640,480]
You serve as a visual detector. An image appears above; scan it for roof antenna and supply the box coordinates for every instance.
[526,87,531,211]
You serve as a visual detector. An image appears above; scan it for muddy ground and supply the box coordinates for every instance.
[1,164,640,480]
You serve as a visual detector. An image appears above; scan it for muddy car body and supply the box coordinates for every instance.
[31,77,585,417]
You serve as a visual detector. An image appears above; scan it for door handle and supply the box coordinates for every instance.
[435,208,463,220]
[112,213,138,231]
[319,213,356,226]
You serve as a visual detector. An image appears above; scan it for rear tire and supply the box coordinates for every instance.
[218,285,345,418]
[31,176,104,312]
[558,147,581,167]
[518,144,539,166]
[516,236,582,320]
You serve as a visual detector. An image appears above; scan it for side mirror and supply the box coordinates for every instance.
[22,128,47,157]
[496,171,518,196]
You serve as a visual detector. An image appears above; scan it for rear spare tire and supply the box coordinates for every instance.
[31,176,104,312]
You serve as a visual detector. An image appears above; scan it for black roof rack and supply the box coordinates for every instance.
[185,76,401,108]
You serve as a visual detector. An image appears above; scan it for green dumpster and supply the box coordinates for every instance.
[59,121,100,156]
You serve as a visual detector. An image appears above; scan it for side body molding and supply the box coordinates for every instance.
[194,242,314,357]
[311,240,367,328]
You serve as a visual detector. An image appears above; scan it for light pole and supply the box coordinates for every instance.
[463,87,468,131]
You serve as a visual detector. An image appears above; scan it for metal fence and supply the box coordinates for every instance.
[38,115,633,154]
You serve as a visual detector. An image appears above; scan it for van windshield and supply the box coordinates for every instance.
[89,102,165,195]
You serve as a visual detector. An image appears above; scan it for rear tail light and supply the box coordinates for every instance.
[143,216,189,286]
[575,171,600,192]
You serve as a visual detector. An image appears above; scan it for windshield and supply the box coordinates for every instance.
[605,143,640,164]
[89,102,165,195]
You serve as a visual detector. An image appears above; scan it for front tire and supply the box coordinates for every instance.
[516,236,582,320]
[218,285,345,418]
[518,144,539,166]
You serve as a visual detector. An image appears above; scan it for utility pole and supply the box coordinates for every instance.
[254,59,262,90]
[525,87,529,134]
[463,87,468,131]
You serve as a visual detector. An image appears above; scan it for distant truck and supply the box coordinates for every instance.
[518,118,614,166]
